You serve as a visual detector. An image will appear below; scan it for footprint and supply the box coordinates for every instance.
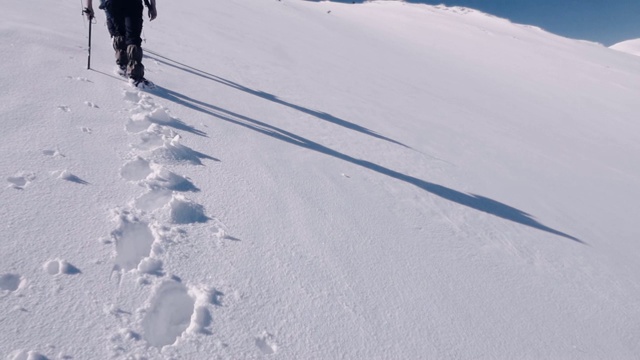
[136,108,207,137]
[135,189,173,212]
[130,125,176,149]
[137,257,163,276]
[190,306,212,335]
[108,328,142,358]
[125,118,153,134]
[142,281,195,348]
[81,127,92,134]
[123,90,144,104]
[111,213,156,271]
[84,101,99,109]
[125,91,157,115]
[43,259,81,275]
[57,105,71,112]
[0,273,23,293]
[7,172,36,189]
[42,149,64,158]
[120,157,152,182]
[146,166,199,192]
[8,350,48,360]
[151,135,215,166]
[66,76,92,83]
[169,195,209,224]
[255,332,278,355]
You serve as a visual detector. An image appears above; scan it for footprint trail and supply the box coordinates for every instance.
[101,88,223,355]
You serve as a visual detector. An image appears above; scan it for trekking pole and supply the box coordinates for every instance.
[82,7,94,70]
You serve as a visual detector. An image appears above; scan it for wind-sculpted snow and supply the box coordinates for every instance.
[147,66,581,242]
[57,170,89,185]
[2,0,640,358]
[145,49,409,149]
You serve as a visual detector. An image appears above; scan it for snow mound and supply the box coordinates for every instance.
[610,38,640,56]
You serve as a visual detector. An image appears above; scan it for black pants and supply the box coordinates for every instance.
[104,0,144,46]
[103,0,145,79]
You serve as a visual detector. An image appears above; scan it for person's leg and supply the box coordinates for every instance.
[104,4,127,70]
[124,1,145,81]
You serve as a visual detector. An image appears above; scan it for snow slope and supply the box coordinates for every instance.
[2,0,640,359]
[611,38,640,57]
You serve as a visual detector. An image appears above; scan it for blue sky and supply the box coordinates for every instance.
[332,0,640,45]
[409,0,640,45]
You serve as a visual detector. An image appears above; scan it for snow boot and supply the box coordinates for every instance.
[126,44,145,83]
[129,77,155,90]
[112,36,128,70]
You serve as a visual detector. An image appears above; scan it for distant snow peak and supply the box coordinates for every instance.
[610,38,640,57]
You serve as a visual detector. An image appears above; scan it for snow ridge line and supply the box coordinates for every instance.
[105,88,218,357]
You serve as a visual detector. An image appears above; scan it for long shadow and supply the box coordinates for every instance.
[90,68,128,83]
[143,49,410,149]
[91,69,208,137]
[63,174,90,185]
[146,114,208,137]
[148,85,583,244]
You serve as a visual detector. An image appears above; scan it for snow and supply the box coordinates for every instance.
[611,38,640,57]
[1,0,640,358]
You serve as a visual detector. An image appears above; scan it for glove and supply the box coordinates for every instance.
[83,7,95,21]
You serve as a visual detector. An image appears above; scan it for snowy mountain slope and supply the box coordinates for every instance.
[611,38,640,57]
[1,0,640,359]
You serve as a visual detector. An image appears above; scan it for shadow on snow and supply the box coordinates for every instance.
[134,54,583,243]
[144,49,410,149]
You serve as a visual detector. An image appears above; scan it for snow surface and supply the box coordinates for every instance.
[611,38,640,57]
[2,0,640,359]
